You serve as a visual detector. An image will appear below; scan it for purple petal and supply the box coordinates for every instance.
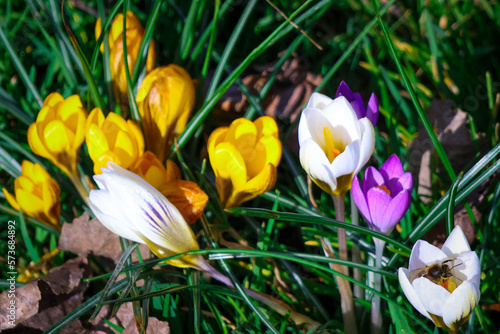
[379,190,411,234]
[392,172,413,194]
[380,154,404,180]
[366,187,392,232]
[352,176,371,224]
[335,81,365,119]
[362,167,385,195]
[365,93,379,126]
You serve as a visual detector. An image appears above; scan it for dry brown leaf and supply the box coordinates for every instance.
[58,212,151,264]
[0,256,91,333]
[408,100,491,244]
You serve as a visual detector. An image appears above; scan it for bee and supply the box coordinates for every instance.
[409,258,462,289]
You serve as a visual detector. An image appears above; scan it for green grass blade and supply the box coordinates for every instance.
[180,0,203,60]
[122,0,140,121]
[447,172,463,235]
[18,209,40,263]
[0,88,35,125]
[0,26,43,107]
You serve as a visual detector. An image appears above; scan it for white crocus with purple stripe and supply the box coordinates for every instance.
[88,162,203,269]
[398,226,481,331]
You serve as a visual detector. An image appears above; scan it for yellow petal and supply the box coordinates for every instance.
[165,159,182,182]
[95,17,104,53]
[86,124,110,161]
[127,120,145,155]
[226,163,277,208]
[223,118,257,159]
[42,179,60,226]
[15,176,35,194]
[93,152,118,174]
[43,120,73,154]
[29,162,52,184]
[27,123,51,160]
[207,127,228,159]
[16,188,44,216]
[246,135,282,179]
[86,108,105,131]
[42,92,64,108]
[113,130,138,168]
[159,180,208,225]
[254,116,279,139]
[3,188,20,211]
[56,95,83,120]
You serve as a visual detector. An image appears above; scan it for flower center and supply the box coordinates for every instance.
[440,279,457,293]
[377,185,391,195]
[323,126,344,163]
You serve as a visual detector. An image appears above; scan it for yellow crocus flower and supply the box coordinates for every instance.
[85,108,145,174]
[95,11,156,108]
[27,93,87,178]
[136,65,196,162]
[3,161,61,228]
[132,151,208,225]
[207,116,282,208]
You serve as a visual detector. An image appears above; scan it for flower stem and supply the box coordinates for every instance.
[371,237,386,334]
[200,260,321,331]
[332,194,357,334]
[68,171,89,205]
[350,191,364,317]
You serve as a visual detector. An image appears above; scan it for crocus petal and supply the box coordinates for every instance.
[362,167,385,195]
[398,268,433,321]
[335,81,365,119]
[351,176,371,223]
[365,187,392,232]
[321,97,361,141]
[455,251,481,285]
[299,139,337,194]
[330,139,360,178]
[441,225,471,257]
[305,92,332,110]
[412,277,451,317]
[355,118,375,174]
[365,93,379,126]
[379,190,411,234]
[3,188,20,211]
[380,154,404,180]
[408,240,448,271]
[391,172,413,195]
[442,281,479,331]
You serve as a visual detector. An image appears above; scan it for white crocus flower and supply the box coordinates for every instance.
[298,93,375,196]
[88,162,204,269]
[398,226,481,331]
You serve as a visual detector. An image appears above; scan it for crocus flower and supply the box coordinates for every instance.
[335,81,379,126]
[136,65,196,162]
[27,93,87,177]
[132,151,208,224]
[85,108,145,174]
[3,161,60,228]
[298,93,375,197]
[399,226,481,331]
[208,116,282,208]
[88,162,203,269]
[95,11,156,107]
[351,154,412,235]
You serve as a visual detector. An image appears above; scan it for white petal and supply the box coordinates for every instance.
[298,108,313,146]
[88,190,144,244]
[455,251,481,285]
[442,281,480,330]
[299,139,337,191]
[330,140,360,177]
[355,118,375,174]
[412,277,451,317]
[321,96,360,141]
[408,240,447,271]
[398,268,433,321]
[442,225,471,257]
[306,92,333,109]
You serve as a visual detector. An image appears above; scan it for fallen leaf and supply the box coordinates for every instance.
[58,212,151,264]
[0,256,91,333]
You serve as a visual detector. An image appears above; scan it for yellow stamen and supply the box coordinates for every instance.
[377,185,391,195]
[323,126,342,163]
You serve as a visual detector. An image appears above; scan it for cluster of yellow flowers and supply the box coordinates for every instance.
[3,11,282,233]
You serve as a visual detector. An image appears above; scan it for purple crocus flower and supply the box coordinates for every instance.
[335,81,379,126]
[351,154,412,235]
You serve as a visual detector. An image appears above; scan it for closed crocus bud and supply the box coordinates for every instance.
[27,93,87,177]
[352,154,412,235]
[208,116,282,208]
[136,65,196,162]
[88,162,203,269]
[3,161,60,228]
[399,226,481,331]
[85,108,145,174]
[95,11,156,107]
[132,152,208,224]
[298,93,375,197]
[335,81,379,126]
